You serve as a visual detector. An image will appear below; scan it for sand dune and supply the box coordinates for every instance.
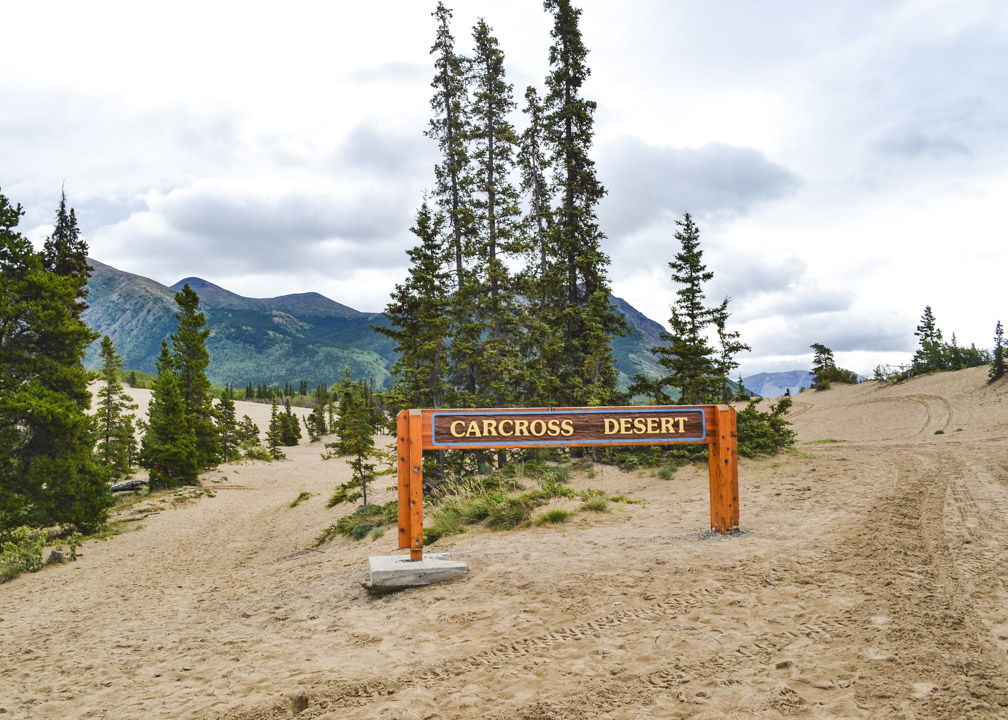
[2,367,1007,718]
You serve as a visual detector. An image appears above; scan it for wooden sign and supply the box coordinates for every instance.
[429,407,706,448]
[397,405,739,560]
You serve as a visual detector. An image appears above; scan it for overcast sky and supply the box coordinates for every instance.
[2,0,1006,377]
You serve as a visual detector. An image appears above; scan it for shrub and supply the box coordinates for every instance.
[536,509,575,525]
[315,501,397,545]
[582,494,611,513]
[736,397,796,458]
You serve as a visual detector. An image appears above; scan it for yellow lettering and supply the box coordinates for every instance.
[620,418,632,435]
[547,419,561,437]
[647,417,660,434]
[561,419,574,436]
[465,421,481,437]
[515,419,529,436]
[529,419,547,436]
[633,417,646,434]
[604,418,619,435]
[677,417,686,433]
[661,417,674,434]
[482,419,498,436]
[498,419,514,436]
[450,420,466,437]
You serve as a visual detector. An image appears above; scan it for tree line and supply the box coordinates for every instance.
[812,305,1005,388]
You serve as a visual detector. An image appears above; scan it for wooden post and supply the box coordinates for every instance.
[408,409,424,560]
[707,405,739,534]
[396,410,411,550]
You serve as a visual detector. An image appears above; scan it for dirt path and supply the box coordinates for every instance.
[2,367,1007,718]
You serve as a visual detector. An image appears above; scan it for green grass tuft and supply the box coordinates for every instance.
[289,491,312,508]
[536,508,575,525]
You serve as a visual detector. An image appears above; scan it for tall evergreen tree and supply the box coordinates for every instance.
[540,0,625,406]
[95,335,137,478]
[469,18,524,411]
[428,1,474,283]
[375,203,453,412]
[41,188,92,319]
[1,190,110,531]
[140,341,198,489]
[428,2,481,403]
[517,84,562,405]
[171,283,218,468]
[630,214,722,405]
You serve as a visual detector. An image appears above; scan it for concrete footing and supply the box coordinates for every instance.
[364,553,469,594]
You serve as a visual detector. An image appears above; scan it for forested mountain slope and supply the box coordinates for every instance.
[83,259,673,391]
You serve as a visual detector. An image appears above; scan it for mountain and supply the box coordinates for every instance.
[83,259,397,388]
[82,259,670,391]
[741,370,813,398]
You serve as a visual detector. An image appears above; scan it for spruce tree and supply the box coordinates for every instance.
[540,0,625,406]
[810,343,838,390]
[1,190,110,532]
[428,1,474,284]
[280,399,302,446]
[41,188,92,319]
[517,84,562,405]
[375,203,453,411]
[215,390,238,462]
[469,18,524,412]
[171,284,218,468]
[428,2,480,404]
[630,214,721,404]
[95,335,138,478]
[325,380,385,508]
[990,320,1005,383]
[266,397,285,459]
[140,341,198,489]
[912,306,947,374]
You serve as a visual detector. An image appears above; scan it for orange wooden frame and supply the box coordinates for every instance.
[397,405,739,560]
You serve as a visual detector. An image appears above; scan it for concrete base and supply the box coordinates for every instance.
[364,553,469,594]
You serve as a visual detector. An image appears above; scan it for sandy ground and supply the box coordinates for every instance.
[2,367,1007,719]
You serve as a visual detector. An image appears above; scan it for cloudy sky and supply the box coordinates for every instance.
[2,0,1006,377]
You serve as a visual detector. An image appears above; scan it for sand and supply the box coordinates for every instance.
[2,367,1007,718]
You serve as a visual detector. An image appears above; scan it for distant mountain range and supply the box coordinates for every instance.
[741,370,813,398]
[82,258,808,396]
[82,259,669,390]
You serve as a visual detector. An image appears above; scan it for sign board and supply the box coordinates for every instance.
[429,407,707,448]
[396,405,739,560]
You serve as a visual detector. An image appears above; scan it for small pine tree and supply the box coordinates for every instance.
[140,341,198,489]
[95,336,138,478]
[912,306,947,374]
[280,399,302,446]
[215,390,239,462]
[810,343,859,390]
[325,381,388,508]
[810,343,838,390]
[990,320,1005,383]
[266,398,285,459]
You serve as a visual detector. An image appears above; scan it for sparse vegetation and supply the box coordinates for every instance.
[289,491,312,508]
[536,508,575,525]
